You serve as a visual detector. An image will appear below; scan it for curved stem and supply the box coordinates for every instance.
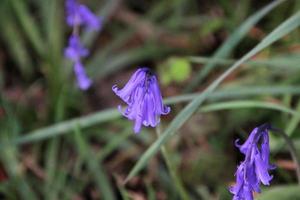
[270,127,300,184]
[155,126,190,200]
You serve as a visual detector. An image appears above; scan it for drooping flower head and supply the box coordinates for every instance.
[64,35,89,62]
[230,124,275,200]
[73,62,92,90]
[112,68,171,133]
[66,0,101,31]
[64,0,102,90]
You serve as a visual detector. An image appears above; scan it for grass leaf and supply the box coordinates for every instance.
[125,11,300,182]
[185,0,286,91]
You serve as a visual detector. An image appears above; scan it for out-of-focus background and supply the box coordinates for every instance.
[0,0,300,199]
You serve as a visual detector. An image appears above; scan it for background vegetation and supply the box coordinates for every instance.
[0,0,299,199]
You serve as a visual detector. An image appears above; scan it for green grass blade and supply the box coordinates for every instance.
[88,45,173,79]
[44,139,60,200]
[156,126,189,200]
[199,100,299,116]
[125,11,300,182]
[185,0,286,91]
[43,0,64,62]
[15,108,120,145]
[257,185,300,200]
[96,127,132,161]
[164,86,300,104]
[9,0,44,55]
[4,85,300,146]
[188,55,300,70]
[73,126,116,200]
[0,14,33,78]
[0,138,37,199]
[270,100,300,151]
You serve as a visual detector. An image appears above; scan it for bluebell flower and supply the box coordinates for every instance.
[112,68,171,133]
[64,35,92,90]
[64,35,89,62]
[230,124,275,200]
[66,0,101,31]
[74,62,92,90]
[64,0,101,90]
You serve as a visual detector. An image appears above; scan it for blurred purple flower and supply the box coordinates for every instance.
[65,0,101,31]
[230,124,275,200]
[112,68,171,133]
[65,0,102,90]
[64,35,89,62]
[74,62,92,90]
[64,35,91,90]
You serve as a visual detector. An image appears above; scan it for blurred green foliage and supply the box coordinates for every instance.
[0,0,299,199]
[158,57,192,85]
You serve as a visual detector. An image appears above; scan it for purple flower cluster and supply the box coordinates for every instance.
[64,0,101,90]
[230,124,275,200]
[112,68,171,133]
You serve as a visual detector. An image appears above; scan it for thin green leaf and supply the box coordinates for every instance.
[0,137,37,199]
[5,85,300,146]
[257,185,300,200]
[199,100,299,116]
[96,127,132,161]
[88,45,173,79]
[0,14,33,78]
[43,0,64,62]
[44,140,60,200]
[188,55,300,70]
[73,126,116,200]
[185,0,286,91]
[9,0,45,55]
[125,11,300,182]
[15,108,120,146]
[165,86,300,104]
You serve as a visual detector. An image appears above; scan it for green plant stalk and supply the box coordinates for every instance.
[271,100,300,152]
[270,127,300,184]
[155,126,189,200]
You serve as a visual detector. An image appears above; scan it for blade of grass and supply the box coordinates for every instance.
[271,100,300,151]
[199,100,299,116]
[188,56,300,70]
[9,0,45,55]
[44,139,60,200]
[118,185,131,200]
[43,0,64,62]
[88,44,173,79]
[0,181,17,199]
[96,127,132,161]
[0,13,33,78]
[6,85,300,146]
[73,125,115,200]
[164,85,300,104]
[155,126,189,200]
[0,137,37,199]
[125,11,300,182]
[185,0,286,92]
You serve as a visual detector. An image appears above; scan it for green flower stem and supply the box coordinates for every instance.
[155,125,190,200]
[270,127,300,185]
